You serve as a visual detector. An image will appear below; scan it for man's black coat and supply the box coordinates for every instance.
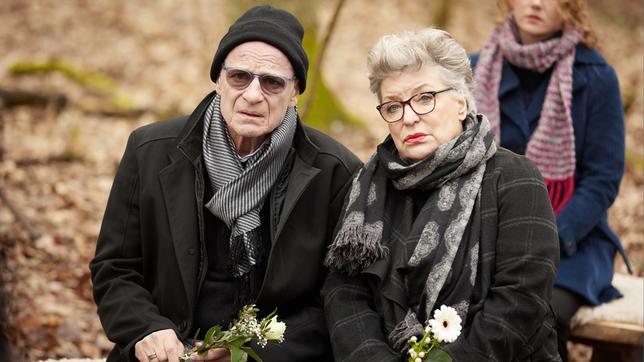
[90,92,362,361]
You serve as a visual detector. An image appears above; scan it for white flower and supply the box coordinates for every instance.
[410,336,417,343]
[415,358,422,362]
[264,316,286,342]
[409,349,417,358]
[428,305,462,343]
[418,351,425,358]
[424,325,431,334]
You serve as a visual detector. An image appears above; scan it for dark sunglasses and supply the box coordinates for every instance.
[222,65,297,94]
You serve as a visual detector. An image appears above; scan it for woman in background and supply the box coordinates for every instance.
[471,0,628,359]
[323,27,560,361]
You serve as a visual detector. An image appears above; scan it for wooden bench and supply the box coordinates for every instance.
[569,273,644,361]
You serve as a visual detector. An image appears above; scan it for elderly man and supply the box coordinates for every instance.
[90,5,361,362]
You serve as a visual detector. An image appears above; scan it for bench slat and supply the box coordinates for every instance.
[569,273,644,350]
[571,320,644,346]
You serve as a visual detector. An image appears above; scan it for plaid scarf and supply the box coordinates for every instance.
[202,95,296,277]
[473,17,581,214]
[326,114,496,350]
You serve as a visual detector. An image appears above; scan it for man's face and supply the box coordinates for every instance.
[215,41,299,153]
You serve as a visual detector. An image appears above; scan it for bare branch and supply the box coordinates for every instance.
[300,0,347,120]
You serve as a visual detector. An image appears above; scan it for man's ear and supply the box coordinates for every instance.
[288,84,300,107]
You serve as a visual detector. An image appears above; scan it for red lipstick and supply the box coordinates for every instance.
[404,133,427,144]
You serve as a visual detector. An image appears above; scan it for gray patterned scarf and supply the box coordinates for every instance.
[203,95,297,277]
[325,114,496,350]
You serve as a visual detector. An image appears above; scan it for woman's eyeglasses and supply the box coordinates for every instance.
[222,65,297,94]
[376,88,453,123]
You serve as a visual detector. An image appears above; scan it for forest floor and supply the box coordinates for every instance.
[0,1,642,361]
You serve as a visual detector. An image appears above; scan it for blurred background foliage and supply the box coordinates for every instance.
[0,1,641,360]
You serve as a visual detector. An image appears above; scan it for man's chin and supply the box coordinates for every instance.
[233,126,271,139]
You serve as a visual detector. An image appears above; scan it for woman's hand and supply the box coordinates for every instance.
[134,329,185,362]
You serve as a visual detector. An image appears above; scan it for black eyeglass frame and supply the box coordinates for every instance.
[222,65,297,95]
[376,87,453,123]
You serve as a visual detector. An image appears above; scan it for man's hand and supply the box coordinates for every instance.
[188,346,231,362]
[134,329,185,362]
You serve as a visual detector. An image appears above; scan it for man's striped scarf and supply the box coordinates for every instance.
[473,17,581,214]
[202,95,296,277]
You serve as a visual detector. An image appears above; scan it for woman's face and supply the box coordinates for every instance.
[511,0,564,44]
[380,65,467,163]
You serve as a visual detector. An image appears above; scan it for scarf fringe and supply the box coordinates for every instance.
[387,311,424,352]
[325,221,388,276]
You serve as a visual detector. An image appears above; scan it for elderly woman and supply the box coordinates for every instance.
[322,28,560,361]
[471,1,628,359]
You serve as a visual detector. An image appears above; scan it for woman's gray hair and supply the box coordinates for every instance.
[367,28,477,114]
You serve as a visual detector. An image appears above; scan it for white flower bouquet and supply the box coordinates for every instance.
[407,305,462,362]
[180,304,285,362]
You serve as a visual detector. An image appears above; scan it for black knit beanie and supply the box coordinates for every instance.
[210,5,309,92]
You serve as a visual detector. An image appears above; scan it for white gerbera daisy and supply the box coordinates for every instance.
[428,305,462,343]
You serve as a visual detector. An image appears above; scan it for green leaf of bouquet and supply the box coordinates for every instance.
[241,346,263,362]
[191,329,200,344]
[265,308,277,320]
[229,345,247,362]
[427,348,453,362]
[226,335,251,346]
[204,325,222,344]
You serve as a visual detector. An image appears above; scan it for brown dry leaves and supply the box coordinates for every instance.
[0,0,641,361]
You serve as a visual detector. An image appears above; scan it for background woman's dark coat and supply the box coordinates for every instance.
[471,45,627,305]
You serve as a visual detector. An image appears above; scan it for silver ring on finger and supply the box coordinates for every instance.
[147,351,158,360]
